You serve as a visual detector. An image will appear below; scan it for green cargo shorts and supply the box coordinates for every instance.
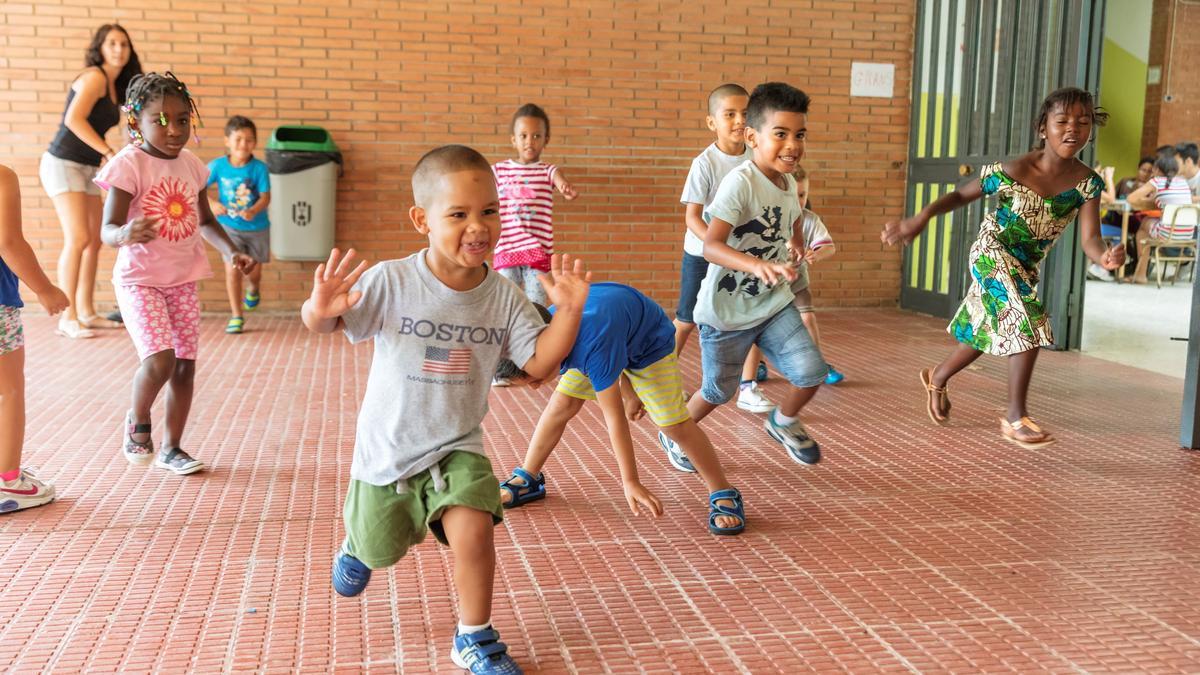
[342,451,503,569]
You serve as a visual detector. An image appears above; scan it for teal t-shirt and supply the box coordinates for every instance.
[206,156,270,231]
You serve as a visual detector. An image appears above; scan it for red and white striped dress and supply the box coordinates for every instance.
[493,159,557,272]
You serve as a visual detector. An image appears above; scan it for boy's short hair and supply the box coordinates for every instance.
[494,303,554,380]
[411,144,493,207]
[746,82,811,130]
[512,103,551,136]
[707,83,749,116]
[1139,156,1156,167]
[224,115,256,137]
[1157,144,1178,158]
[1176,142,1199,164]
[792,165,808,182]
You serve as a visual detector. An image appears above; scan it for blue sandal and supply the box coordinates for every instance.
[708,488,745,535]
[499,467,545,509]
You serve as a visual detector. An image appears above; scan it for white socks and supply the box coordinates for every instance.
[773,409,797,427]
[458,620,491,635]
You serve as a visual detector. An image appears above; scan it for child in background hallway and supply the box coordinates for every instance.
[493,283,745,535]
[0,164,69,512]
[304,145,590,675]
[206,115,271,334]
[882,87,1124,448]
[491,104,578,387]
[789,166,844,384]
[661,82,829,470]
[674,83,774,413]
[97,73,257,475]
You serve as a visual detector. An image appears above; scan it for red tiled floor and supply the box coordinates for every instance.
[1,309,1197,672]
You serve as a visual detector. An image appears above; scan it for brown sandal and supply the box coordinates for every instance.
[999,417,1057,449]
[919,368,950,424]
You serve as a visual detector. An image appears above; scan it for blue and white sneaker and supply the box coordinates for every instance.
[658,430,696,473]
[451,626,523,674]
[825,365,845,385]
[764,409,821,465]
[332,549,371,597]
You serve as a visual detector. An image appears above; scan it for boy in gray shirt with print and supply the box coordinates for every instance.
[301,145,590,675]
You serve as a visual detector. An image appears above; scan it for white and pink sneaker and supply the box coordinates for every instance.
[0,470,55,513]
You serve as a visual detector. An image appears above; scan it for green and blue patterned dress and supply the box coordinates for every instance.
[949,163,1104,356]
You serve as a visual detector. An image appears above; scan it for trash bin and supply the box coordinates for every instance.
[265,125,342,261]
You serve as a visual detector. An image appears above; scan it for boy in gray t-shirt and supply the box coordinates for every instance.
[668,83,829,470]
[301,145,590,675]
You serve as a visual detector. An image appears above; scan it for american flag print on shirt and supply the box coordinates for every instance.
[423,346,472,375]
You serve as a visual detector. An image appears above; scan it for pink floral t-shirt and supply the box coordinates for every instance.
[95,146,212,287]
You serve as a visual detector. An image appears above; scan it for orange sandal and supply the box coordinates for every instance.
[919,368,950,424]
[999,417,1057,449]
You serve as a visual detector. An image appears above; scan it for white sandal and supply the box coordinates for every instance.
[77,314,122,329]
[55,318,95,339]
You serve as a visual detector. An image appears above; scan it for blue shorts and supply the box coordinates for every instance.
[674,252,709,324]
[698,304,828,404]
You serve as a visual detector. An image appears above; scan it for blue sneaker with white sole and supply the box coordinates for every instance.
[452,626,523,674]
[332,549,371,597]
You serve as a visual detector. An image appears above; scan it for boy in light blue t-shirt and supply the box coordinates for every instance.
[660,82,829,470]
[206,116,270,334]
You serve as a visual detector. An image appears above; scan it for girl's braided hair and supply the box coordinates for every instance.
[120,71,202,144]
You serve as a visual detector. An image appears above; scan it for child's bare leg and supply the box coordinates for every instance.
[799,311,821,349]
[500,392,585,504]
[779,385,819,418]
[1005,349,1039,422]
[0,347,25,473]
[224,263,243,318]
[930,343,983,388]
[246,263,263,297]
[440,505,495,626]
[163,359,195,449]
[672,319,695,358]
[130,351,176,442]
[686,391,720,424]
[660,419,739,529]
[741,345,763,381]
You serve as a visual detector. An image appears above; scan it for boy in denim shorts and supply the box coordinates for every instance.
[302,145,589,675]
[661,82,828,468]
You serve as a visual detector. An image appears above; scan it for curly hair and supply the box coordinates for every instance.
[121,72,202,144]
[1033,87,1108,150]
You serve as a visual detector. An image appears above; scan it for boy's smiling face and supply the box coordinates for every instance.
[225,128,256,164]
[409,169,501,277]
[707,94,748,149]
[747,109,807,180]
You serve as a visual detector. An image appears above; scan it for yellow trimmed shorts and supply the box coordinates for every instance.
[555,352,690,427]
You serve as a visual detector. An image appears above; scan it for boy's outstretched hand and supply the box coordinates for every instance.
[622,480,663,518]
[308,247,369,320]
[537,253,591,312]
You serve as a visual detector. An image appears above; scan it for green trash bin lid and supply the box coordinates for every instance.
[266,125,339,153]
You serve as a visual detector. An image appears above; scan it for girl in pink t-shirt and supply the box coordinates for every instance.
[96,72,256,474]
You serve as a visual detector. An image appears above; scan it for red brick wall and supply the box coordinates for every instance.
[1,1,915,312]
[1144,0,1200,152]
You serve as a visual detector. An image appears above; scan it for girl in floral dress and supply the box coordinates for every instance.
[882,88,1126,449]
[97,73,256,474]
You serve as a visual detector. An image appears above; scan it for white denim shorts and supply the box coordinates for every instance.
[39,152,101,198]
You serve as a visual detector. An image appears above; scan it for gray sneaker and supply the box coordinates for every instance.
[658,430,696,473]
[764,409,821,465]
[156,448,205,475]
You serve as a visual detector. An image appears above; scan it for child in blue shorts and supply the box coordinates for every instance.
[494,282,745,535]
[661,82,829,469]
[302,145,591,675]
